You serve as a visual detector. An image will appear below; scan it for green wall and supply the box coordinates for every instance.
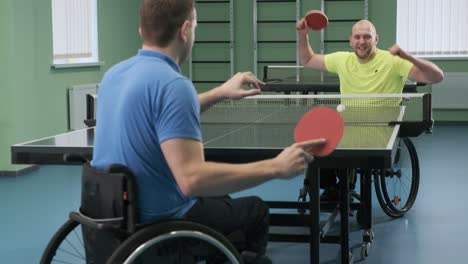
[0,0,140,171]
[1,0,466,171]
[0,1,14,172]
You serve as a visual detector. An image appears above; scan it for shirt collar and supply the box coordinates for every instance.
[137,49,181,73]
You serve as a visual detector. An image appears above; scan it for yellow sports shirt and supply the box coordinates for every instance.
[324,49,413,95]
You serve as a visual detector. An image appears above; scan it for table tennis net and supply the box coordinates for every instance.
[201,93,432,127]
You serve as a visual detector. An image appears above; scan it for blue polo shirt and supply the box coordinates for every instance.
[92,49,201,223]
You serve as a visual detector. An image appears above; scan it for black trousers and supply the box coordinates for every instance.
[184,195,270,255]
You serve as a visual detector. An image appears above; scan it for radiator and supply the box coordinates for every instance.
[432,72,468,109]
[68,83,99,130]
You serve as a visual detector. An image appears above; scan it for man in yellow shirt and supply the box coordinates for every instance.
[296,19,444,200]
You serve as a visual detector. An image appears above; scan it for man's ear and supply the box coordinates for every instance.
[179,20,191,42]
[138,27,142,37]
[375,34,379,44]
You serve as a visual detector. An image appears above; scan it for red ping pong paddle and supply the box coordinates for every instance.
[294,106,344,157]
[305,10,329,31]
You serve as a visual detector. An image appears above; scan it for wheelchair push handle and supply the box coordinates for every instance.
[69,212,123,231]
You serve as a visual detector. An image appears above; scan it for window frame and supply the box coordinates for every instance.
[51,0,101,68]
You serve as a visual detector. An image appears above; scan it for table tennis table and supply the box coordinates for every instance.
[11,93,432,264]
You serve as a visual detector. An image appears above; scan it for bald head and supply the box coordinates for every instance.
[351,20,377,36]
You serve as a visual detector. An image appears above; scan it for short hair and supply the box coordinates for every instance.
[140,0,195,47]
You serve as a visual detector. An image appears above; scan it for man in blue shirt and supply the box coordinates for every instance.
[92,0,325,262]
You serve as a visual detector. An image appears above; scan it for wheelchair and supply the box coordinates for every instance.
[40,154,243,264]
[298,136,419,223]
[373,136,420,218]
[344,136,420,223]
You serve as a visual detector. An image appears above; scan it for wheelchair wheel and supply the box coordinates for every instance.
[374,137,420,218]
[40,219,85,264]
[107,220,243,264]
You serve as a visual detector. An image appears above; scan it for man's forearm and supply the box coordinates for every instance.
[298,34,314,65]
[186,160,278,197]
[297,34,327,71]
[198,88,225,113]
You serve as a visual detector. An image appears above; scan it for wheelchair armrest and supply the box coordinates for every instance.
[69,211,123,231]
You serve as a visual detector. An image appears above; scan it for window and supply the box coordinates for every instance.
[51,0,99,67]
[397,0,468,59]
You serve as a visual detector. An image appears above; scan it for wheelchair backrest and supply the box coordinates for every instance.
[81,162,138,230]
[80,162,139,263]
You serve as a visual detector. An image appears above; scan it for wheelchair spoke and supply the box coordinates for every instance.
[62,236,85,260]
[56,247,86,261]
[41,220,86,264]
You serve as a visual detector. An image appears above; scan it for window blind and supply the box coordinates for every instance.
[51,0,98,64]
[397,0,468,58]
